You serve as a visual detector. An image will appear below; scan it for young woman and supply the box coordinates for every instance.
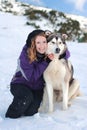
[5,29,52,118]
[5,29,70,118]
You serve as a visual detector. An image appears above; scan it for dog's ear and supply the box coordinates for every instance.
[62,34,68,40]
[45,30,52,38]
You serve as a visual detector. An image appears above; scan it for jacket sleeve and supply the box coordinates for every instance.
[65,49,70,59]
[19,45,49,82]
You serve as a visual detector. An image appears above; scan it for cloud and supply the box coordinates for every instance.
[67,0,87,11]
[29,0,44,6]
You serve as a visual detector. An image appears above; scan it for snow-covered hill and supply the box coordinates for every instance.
[0,1,87,41]
[0,11,87,130]
[66,13,87,32]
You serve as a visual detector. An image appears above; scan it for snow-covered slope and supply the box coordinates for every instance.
[0,0,87,41]
[66,13,87,32]
[0,11,87,130]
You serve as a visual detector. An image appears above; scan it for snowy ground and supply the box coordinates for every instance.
[0,11,87,130]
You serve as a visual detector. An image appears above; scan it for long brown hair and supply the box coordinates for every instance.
[27,32,47,63]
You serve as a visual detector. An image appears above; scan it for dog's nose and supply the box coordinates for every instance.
[56,48,60,53]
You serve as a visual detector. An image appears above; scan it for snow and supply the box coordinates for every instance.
[66,13,87,29]
[0,11,87,130]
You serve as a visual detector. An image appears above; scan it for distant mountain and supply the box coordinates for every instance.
[0,0,87,42]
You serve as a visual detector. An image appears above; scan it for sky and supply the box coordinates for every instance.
[0,11,87,130]
[18,0,87,17]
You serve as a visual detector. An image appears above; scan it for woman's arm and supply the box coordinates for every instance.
[19,45,49,82]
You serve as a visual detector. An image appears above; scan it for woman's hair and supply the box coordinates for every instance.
[27,32,47,63]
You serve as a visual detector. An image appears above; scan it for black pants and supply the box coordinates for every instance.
[5,83,43,118]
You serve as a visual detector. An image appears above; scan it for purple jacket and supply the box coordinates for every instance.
[11,45,50,90]
[11,44,70,90]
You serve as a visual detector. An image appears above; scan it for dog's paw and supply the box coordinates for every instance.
[38,106,47,113]
[62,108,67,111]
[68,102,71,107]
[62,105,68,110]
[38,107,44,113]
[48,108,54,113]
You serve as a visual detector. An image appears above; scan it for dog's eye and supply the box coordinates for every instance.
[59,42,62,44]
[52,41,55,44]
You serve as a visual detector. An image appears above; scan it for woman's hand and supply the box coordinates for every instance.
[47,53,54,60]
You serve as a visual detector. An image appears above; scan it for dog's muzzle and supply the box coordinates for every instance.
[55,48,60,53]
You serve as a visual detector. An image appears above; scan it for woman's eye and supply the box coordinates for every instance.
[36,42,40,44]
[43,41,46,43]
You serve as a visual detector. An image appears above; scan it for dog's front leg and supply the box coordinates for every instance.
[38,87,48,113]
[62,82,69,110]
[46,83,54,113]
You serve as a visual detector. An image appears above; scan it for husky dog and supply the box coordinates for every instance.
[39,31,80,113]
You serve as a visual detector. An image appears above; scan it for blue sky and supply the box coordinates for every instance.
[19,0,87,17]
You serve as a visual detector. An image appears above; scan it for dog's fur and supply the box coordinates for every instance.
[39,32,81,113]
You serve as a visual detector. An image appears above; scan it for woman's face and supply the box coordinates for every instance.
[35,36,48,54]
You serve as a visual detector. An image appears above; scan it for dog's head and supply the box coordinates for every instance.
[45,30,68,58]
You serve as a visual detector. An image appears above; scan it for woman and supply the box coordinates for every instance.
[5,29,70,118]
[5,29,53,118]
